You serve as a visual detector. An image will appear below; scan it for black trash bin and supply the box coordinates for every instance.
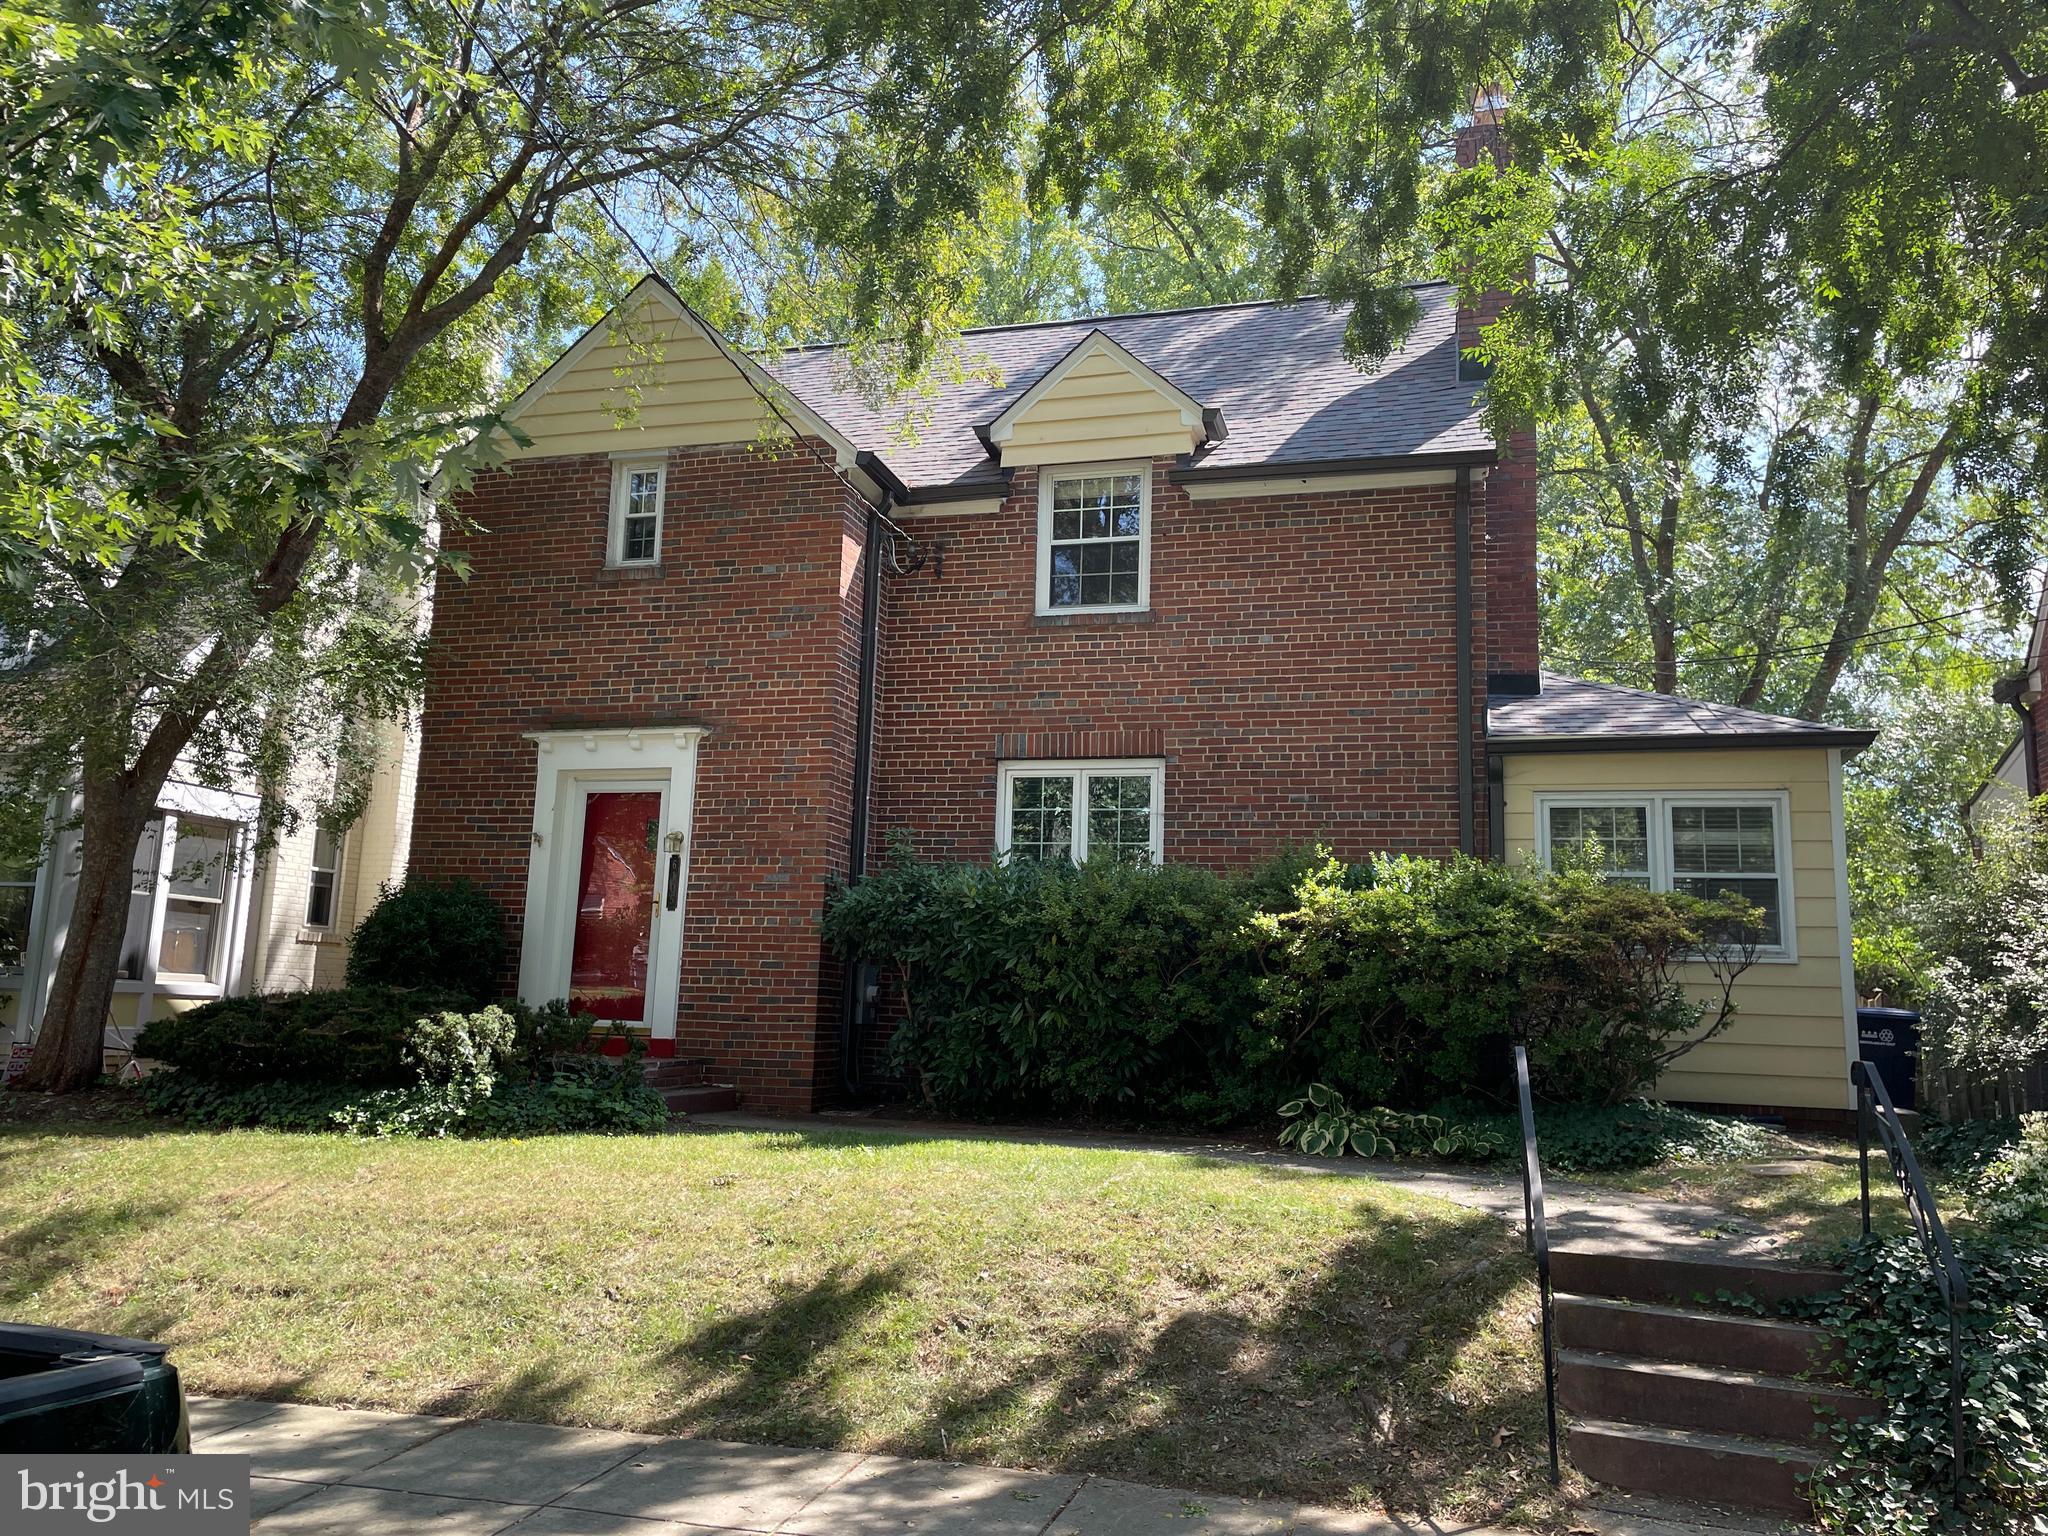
[1856,1006,1920,1112]
[0,1323,189,1453]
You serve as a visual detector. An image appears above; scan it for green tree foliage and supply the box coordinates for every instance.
[0,0,1158,1092]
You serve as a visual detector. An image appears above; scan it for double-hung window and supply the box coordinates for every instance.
[608,458,666,566]
[1538,792,1794,957]
[997,760,1164,865]
[1037,467,1148,614]
[0,855,37,977]
[116,812,241,989]
[304,826,344,930]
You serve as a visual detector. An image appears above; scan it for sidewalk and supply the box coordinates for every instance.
[193,1397,1500,1535]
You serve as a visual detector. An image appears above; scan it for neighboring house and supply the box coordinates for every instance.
[408,185,1873,1119]
[1970,580,2046,833]
[0,721,419,1070]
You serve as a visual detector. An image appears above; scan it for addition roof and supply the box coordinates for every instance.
[1487,672,1877,755]
[764,281,1493,496]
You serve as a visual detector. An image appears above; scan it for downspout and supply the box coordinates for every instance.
[1994,675,2042,799]
[1454,467,1475,855]
[838,473,896,1097]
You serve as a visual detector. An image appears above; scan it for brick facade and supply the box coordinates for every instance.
[871,461,1491,866]
[410,441,872,1108]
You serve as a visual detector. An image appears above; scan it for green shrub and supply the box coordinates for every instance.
[134,985,471,1085]
[461,1056,670,1136]
[828,845,1764,1122]
[138,1073,359,1130]
[1920,1116,2024,1185]
[1808,1234,2048,1534]
[346,878,507,1003]
[827,853,1260,1119]
[1973,1114,2048,1235]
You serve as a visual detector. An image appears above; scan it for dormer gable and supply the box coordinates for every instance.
[982,330,1224,469]
[500,275,865,478]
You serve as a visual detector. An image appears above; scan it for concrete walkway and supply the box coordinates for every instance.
[690,1111,1805,1259]
[193,1397,1502,1535]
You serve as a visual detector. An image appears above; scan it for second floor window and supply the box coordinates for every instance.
[609,459,665,566]
[304,826,343,929]
[1038,467,1148,614]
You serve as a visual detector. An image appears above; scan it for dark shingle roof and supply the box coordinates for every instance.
[766,283,1492,494]
[1487,673,1876,753]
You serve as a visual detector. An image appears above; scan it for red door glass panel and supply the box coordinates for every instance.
[569,790,659,1021]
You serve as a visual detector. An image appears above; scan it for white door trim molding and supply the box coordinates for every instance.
[519,726,705,1039]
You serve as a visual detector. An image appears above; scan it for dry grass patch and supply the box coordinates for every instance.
[0,1112,1576,1524]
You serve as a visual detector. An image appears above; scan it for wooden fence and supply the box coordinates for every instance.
[1920,1041,2048,1122]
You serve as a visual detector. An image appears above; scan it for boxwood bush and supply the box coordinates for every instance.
[134,985,472,1085]
[345,878,507,1003]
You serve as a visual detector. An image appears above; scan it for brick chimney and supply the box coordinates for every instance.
[1455,85,1540,695]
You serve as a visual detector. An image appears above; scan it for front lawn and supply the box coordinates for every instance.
[0,1109,1567,1525]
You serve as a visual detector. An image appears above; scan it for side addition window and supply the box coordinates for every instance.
[304,826,344,929]
[609,459,666,566]
[1038,468,1147,614]
[997,761,1164,864]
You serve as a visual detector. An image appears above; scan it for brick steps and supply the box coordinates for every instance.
[641,1058,737,1115]
[1567,1418,1818,1517]
[1550,1243,1868,1516]
[1555,1294,1841,1377]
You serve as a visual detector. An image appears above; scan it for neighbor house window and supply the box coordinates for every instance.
[0,855,36,976]
[1538,793,1792,956]
[304,826,343,929]
[997,760,1164,865]
[1037,467,1148,613]
[609,458,665,566]
[116,811,243,989]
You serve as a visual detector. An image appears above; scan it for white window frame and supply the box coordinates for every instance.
[1533,789,1797,962]
[303,825,346,931]
[995,759,1166,865]
[607,457,667,567]
[1035,462,1151,616]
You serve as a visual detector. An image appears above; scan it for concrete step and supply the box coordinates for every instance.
[1557,1294,1842,1377]
[662,1084,738,1114]
[1558,1349,1881,1446]
[1568,1418,1818,1517]
[1551,1246,1842,1309]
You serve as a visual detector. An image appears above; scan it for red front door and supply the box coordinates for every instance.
[568,789,661,1021]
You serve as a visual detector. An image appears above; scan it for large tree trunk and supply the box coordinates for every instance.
[18,773,161,1094]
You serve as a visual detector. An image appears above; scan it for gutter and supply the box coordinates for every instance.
[1994,673,2043,798]
[1170,447,1495,487]
[1488,730,1879,757]
[1455,467,1475,855]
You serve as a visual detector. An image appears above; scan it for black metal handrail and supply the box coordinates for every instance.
[1513,1043,1561,1485]
[1853,1058,1970,1486]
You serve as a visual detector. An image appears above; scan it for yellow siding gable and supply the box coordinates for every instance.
[506,295,785,459]
[991,338,1207,467]
[1501,746,1857,1113]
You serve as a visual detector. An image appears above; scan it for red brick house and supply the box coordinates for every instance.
[410,274,1873,1116]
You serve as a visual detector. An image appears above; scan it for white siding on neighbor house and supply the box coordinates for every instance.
[1502,745,1856,1113]
[995,345,1204,467]
[245,715,419,994]
[506,298,787,459]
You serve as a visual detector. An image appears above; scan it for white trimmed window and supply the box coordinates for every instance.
[0,854,36,976]
[117,813,242,989]
[1537,792,1794,957]
[608,458,666,566]
[304,826,344,929]
[1037,466,1148,614]
[997,760,1164,865]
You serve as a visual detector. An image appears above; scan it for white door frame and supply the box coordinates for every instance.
[519,727,703,1041]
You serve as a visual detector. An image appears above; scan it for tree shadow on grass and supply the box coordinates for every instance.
[0,1200,190,1317]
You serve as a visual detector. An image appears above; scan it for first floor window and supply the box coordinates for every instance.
[609,459,665,566]
[116,811,241,987]
[998,760,1164,865]
[1540,794,1791,954]
[304,826,344,929]
[0,855,36,975]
